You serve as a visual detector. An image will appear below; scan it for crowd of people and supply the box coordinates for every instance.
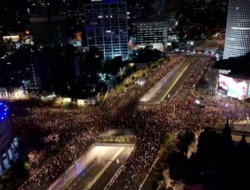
[105,54,189,114]
[11,107,103,190]
[11,50,250,190]
[105,55,250,189]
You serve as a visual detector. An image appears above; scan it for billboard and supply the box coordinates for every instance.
[218,74,248,100]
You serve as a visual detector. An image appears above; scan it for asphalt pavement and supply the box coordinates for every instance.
[140,60,199,190]
[151,59,192,101]
[164,59,198,101]
[64,146,133,190]
[90,147,133,190]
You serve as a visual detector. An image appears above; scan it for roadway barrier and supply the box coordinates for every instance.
[138,100,168,106]
[95,143,135,147]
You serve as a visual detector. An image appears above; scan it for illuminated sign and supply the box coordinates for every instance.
[218,74,248,100]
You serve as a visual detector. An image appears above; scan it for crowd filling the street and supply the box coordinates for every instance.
[9,50,250,190]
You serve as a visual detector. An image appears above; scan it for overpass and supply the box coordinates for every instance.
[48,129,135,190]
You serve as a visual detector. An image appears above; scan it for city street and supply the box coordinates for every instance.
[140,62,184,102]
[151,59,191,101]
[139,56,198,106]
[64,146,133,190]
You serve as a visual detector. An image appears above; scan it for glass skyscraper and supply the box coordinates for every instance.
[84,0,128,60]
[223,0,250,59]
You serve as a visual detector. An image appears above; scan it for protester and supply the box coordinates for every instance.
[14,51,248,190]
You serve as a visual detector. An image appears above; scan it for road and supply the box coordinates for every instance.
[139,57,197,106]
[163,58,198,101]
[140,63,183,102]
[139,60,200,190]
[64,146,133,190]
[151,58,193,101]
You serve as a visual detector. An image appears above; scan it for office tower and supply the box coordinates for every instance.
[0,102,16,174]
[223,0,250,59]
[84,0,129,60]
[167,12,176,30]
[0,0,28,33]
[28,0,69,46]
[127,0,155,35]
[27,0,66,17]
[30,16,69,46]
[136,19,168,49]
[155,0,165,17]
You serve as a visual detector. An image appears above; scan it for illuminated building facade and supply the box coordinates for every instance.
[223,0,250,59]
[0,102,17,175]
[136,19,168,48]
[84,0,129,60]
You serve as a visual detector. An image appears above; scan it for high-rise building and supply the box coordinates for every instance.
[28,0,69,46]
[127,0,155,35]
[0,0,28,33]
[84,0,128,60]
[27,0,66,17]
[30,16,69,46]
[155,0,165,17]
[223,0,250,59]
[66,0,87,45]
[136,19,168,48]
[0,102,16,175]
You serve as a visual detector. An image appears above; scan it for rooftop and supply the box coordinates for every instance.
[212,51,250,79]
[99,128,134,137]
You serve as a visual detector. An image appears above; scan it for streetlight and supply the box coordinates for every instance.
[195,100,201,132]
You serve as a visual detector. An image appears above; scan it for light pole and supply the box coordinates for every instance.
[195,99,201,133]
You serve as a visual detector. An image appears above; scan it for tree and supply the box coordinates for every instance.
[134,48,162,63]
[197,129,218,161]
[80,50,103,73]
[167,151,187,181]
[176,130,195,154]
[103,56,123,74]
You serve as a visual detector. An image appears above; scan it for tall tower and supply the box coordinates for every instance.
[28,0,69,46]
[223,0,250,59]
[84,0,128,60]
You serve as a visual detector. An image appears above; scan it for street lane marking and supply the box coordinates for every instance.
[85,147,125,189]
[160,63,190,101]
[140,63,183,102]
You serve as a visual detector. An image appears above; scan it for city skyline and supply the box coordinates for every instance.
[223,0,250,59]
[1,0,250,190]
